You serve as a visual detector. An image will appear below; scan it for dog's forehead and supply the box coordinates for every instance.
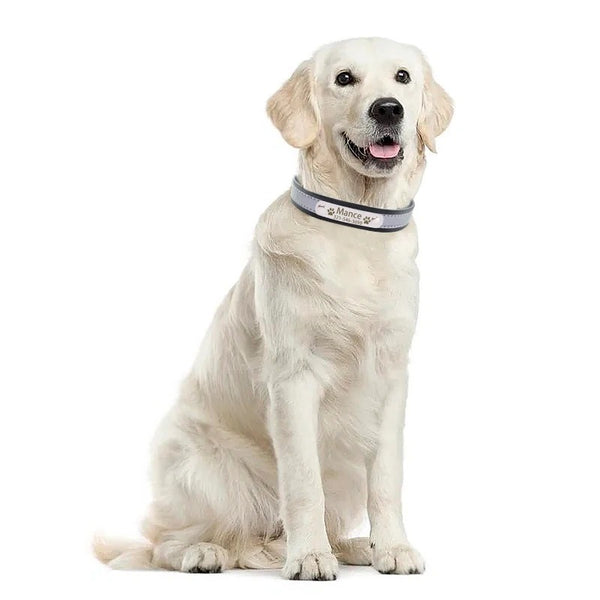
[314,38,423,77]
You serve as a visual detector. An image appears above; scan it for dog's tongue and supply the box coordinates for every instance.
[369,143,400,159]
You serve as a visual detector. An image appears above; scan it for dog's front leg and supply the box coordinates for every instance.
[268,372,338,580]
[367,372,425,575]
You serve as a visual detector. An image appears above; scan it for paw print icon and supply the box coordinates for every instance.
[363,216,374,225]
[327,208,335,216]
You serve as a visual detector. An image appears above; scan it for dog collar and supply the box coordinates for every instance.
[290,177,414,232]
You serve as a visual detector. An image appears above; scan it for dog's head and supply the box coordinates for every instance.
[268,38,453,178]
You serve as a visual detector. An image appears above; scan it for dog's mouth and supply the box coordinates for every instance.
[342,133,403,168]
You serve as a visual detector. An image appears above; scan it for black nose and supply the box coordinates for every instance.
[369,97,404,126]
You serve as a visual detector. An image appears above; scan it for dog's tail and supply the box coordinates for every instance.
[92,535,155,570]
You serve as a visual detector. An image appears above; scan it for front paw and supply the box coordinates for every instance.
[372,543,425,575]
[283,551,338,580]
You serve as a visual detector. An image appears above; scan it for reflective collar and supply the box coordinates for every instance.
[290,177,414,233]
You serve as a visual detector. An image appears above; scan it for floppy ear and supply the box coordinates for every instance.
[417,58,454,153]
[267,60,319,148]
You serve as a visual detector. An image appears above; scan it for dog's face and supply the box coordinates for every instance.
[268,38,453,178]
[314,40,428,176]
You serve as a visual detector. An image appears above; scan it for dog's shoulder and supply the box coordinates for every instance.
[254,191,317,257]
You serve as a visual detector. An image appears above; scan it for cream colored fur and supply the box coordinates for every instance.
[94,37,452,580]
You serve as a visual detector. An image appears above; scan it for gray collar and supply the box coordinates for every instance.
[290,177,414,233]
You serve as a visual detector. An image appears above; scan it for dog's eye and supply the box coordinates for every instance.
[335,71,355,86]
[395,69,411,84]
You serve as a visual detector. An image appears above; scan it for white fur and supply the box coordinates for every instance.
[94,37,452,580]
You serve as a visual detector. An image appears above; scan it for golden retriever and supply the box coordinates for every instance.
[94,37,453,580]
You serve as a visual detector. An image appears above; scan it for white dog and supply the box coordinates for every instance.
[94,37,452,580]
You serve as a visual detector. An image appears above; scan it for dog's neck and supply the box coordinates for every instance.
[297,137,425,210]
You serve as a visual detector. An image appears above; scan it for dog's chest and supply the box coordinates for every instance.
[317,224,417,317]
[305,225,419,383]
[299,227,418,454]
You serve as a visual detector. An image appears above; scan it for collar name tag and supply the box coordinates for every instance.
[290,177,414,233]
[314,199,384,229]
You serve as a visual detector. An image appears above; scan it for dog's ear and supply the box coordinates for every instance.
[267,61,320,148]
[417,57,453,153]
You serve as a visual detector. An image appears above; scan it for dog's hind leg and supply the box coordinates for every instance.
[140,408,282,573]
[140,519,232,573]
[153,539,231,573]
[147,523,286,572]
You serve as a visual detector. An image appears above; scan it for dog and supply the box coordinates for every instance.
[94,37,453,580]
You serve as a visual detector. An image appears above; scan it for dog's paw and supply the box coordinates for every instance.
[283,551,338,580]
[180,542,228,573]
[372,543,425,575]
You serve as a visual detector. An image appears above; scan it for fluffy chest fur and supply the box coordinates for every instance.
[307,220,419,447]
[254,195,419,450]
[309,222,418,370]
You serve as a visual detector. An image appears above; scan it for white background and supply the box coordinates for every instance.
[1,1,599,598]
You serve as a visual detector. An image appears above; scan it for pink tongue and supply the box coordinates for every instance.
[369,143,400,159]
